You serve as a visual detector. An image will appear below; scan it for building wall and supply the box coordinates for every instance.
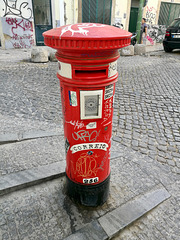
[64,0,78,25]
[113,0,130,30]
[143,0,180,45]
[0,0,35,49]
[156,0,180,24]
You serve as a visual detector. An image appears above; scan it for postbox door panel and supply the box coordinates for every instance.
[61,81,115,185]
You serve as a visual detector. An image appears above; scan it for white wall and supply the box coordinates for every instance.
[113,0,130,30]
[0,0,35,49]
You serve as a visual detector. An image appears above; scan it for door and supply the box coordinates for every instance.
[129,7,139,33]
[82,0,112,25]
[32,0,52,46]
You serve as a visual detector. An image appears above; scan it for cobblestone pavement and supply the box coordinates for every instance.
[113,53,180,173]
[0,51,179,174]
[0,48,180,239]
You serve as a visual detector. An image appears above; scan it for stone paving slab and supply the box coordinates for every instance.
[0,139,175,240]
[0,129,63,144]
[0,161,66,196]
[64,185,170,240]
[0,135,65,176]
[98,186,170,239]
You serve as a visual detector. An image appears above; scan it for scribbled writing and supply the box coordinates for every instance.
[147,25,166,44]
[74,153,99,178]
[66,120,84,130]
[72,130,100,142]
[146,6,156,25]
[3,17,34,48]
[2,0,33,21]
[102,98,113,124]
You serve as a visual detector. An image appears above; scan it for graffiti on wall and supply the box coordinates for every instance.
[2,17,34,48]
[2,0,32,21]
[145,6,156,25]
[146,25,166,45]
[0,0,34,49]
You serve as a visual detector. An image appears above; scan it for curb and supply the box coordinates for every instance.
[0,130,63,145]
[0,161,66,196]
[64,185,170,240]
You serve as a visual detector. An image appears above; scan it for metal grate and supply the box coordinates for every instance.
[82,0,112,25]
[158,2,180,27]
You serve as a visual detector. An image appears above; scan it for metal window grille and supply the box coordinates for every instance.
[158,2,180,27]
[82,0,112,25]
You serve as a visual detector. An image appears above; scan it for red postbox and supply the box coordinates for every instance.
[43,23,132,206]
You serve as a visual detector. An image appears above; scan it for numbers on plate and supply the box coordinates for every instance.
[83,177,99,184]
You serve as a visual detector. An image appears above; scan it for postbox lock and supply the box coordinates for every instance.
[80,90,103,120]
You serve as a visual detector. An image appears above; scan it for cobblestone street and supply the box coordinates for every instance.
[114,53,180,173]
[0,48,180,239]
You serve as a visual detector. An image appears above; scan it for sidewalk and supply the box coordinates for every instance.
[0,47,179,239]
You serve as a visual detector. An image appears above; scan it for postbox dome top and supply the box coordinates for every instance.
[43,23,132,51]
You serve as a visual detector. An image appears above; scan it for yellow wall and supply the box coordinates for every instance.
[113,0,130,30]
[64,0,78,25]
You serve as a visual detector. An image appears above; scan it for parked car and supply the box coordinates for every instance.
[163,18,180,52]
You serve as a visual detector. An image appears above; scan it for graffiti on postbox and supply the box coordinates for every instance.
[72,130,100,142]
[73,152,99,178]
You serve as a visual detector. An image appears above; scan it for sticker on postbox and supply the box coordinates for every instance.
[69,91,77,106]
[108,61,117,77]
[70,142,108,154]
[58,61,72,79]
[86,122,97,129]
[105,84,114,99]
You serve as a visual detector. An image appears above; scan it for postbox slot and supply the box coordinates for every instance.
[74,69,107,79]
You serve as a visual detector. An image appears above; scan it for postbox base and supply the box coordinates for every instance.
[65,174,110,207]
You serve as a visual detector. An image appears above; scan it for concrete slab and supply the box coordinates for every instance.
[0,161,66,196]
[120,45,134,56]
[98,186,171,238]
[134,44,146,55]
[64,220,107,240]
[31,47,49,63]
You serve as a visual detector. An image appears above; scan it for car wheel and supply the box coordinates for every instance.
[164,46,173,52]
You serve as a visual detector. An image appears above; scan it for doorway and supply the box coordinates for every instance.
[129,7,139,33]
[32,0,52,45]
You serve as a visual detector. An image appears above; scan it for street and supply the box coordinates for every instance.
[0,48,180,240]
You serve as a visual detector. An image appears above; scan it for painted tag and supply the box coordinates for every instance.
[58,61,72,79]
[69,91,77,106]
[70,142,108,154]
[105,84,114,99]
[108,61,117,77]
[86,122,97,129]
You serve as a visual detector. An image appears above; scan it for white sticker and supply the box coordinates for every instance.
[70,142,108,154]
[108,61,117,77]
[83,177,99,184]
[69,91,77,106]
[58,61,72,79]
[105,84,114,99]
[86,122,97,129]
